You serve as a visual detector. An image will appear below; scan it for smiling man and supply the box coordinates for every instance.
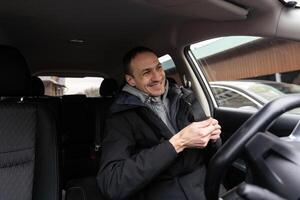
[97,46,222,200]
[125,50,166,96]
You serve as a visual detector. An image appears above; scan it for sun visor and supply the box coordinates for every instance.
[134,0,248,20]
[277,7,300,40]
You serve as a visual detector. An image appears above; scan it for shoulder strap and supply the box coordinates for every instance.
[180,87,208,122]
[94,107,102,152]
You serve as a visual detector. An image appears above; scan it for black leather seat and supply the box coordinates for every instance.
[92,78,119,152]
[61,94,95,183]
[0,45,60,200]
[99,78,119,97]
[31,76,45,96]
[65,78,119,200]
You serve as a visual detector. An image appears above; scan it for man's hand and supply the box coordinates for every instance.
[169,118,221,153]
[209,118,221,142]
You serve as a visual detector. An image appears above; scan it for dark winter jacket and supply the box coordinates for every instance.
[97,83,221,200]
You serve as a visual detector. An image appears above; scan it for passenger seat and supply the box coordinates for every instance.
[31,76,45,97]
[61,94,93,183]
[91,78,119,159]
[0,45,60,200]
[65,78,119,200]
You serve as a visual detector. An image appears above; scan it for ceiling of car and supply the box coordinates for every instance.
[0,0,292,80]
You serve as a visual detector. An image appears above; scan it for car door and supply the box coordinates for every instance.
[185,36,300,187]
[186,36,300,139]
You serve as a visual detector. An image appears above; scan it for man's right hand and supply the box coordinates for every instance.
[169,118,221,153]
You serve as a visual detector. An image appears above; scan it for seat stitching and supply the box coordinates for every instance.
[0,146,34,154]
[0,159,33,169]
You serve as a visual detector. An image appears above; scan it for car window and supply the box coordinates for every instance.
[159,54,182,85]
[188,36,300,114]
[211,86,260,111]
[39,76,103,97]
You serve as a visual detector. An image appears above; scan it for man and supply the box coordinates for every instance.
[97,46,221,200]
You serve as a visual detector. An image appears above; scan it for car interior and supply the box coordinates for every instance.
[0,0,300,199]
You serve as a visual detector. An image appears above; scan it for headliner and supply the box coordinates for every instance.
[0,0,292,79]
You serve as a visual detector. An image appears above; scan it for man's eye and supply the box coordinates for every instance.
[143,71,150,76]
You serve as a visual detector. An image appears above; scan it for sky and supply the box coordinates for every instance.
[64,77,103,94]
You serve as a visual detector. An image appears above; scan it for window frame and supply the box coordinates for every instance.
[185,47,218,109]
[185,35,300,112]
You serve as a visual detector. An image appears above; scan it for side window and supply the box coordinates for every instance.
[159,54,182,85]
[211,86,259,111]
[189,36,300,114]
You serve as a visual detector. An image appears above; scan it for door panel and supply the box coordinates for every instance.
[213,106,300,189]
[214,107,300,143]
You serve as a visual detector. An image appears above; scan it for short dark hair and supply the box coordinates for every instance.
[123,46,157,75]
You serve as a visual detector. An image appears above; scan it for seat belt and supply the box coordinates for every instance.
[94,107,102,154]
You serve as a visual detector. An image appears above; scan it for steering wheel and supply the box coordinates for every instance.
[205,94,300,200]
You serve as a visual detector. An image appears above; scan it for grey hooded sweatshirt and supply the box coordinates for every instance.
[122,80,177,134]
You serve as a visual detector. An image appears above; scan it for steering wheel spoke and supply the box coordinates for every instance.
[221,182,285,200]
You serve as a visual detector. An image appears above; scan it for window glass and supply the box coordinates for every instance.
[189,36,300,114]
[211,86,259,111]
[159,54,175,71]
[280,0,300,8]
[159,54,182,85]
[39,76,103,97]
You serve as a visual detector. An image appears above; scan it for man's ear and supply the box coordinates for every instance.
[125,74,136,87]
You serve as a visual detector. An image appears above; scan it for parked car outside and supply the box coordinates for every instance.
[210,80,300,114]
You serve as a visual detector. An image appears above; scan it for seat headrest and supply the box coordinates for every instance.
[167,77,177,84]
[31,76,45,96]
[0,45,31,96]
[99,78,119,97]
[62,94,86,101]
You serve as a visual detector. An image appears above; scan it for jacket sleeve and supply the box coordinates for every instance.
[180,87,222,162]
[96,114,178,200]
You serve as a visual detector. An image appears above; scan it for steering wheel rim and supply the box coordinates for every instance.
[205,94,300,200]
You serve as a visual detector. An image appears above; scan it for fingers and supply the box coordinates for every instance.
[192,118,219,128]
[194,119,211,128]
[210,132,221,140]
[208,117,221,135]
[181,118,222,149]
[194,135,211,148]
[213,124,221,130]
[198,124,216,137]
[195,118,221,146]
[190,119,221,137]
[210,118,219,126]
[210,127,221,140]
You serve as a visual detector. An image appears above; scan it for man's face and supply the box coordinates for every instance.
[125,51,166,97]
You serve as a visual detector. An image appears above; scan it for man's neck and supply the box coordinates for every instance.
[122,81,169,104]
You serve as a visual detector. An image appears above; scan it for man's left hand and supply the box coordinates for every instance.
[209,118,221,142]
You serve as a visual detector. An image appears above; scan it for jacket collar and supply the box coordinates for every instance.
[110,80,181,114]
[121,80,169,104]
